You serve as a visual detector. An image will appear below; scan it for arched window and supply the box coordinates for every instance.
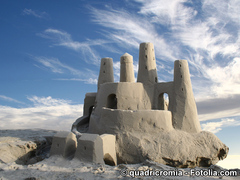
[107,94,117,109]
[103,153,115,166]
[158,93,169,110]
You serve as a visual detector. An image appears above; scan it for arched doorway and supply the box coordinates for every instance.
[107,94,117,109]
[158,93,169,110]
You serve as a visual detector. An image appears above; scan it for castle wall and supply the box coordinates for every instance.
[153,82,174,110]
[94,82,151,117]
[172,60,201,133]
[88,108,173,135]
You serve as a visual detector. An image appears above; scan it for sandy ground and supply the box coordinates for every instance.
[0,129,239,180]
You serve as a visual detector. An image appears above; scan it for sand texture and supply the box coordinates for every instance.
[0,129,239,180]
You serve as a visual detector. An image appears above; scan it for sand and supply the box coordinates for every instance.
[0,129,239,180]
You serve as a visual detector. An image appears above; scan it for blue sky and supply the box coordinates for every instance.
[0,0,239,169]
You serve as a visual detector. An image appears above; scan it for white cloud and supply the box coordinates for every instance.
[22,8,48,19]
[33,56,98,84]
[54,78,98,85]
[88,1,240,128]
[0,96,83,131]
[0,95,24,104]
[136,0,193,26]
[34,56,82,75]
[34,57,64,74]
[201,118,240,134]
[89,6,176,61]
[27,96,72,107]
[38,29,111,65]
[202,0,240,25]
[204,57,240,97]
[90,1,240,101]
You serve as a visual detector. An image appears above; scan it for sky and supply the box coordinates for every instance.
[0,0,239,169]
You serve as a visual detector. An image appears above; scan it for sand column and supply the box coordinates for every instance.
[172,60,201,133]
[137,42,158,84]
[98,58,114,90]
[120,53,135,82]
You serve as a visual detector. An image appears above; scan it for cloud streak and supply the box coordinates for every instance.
[87,1,240,134]
[89,6,176,62]
[54,78,98,85]
[34,56,82,75]
[22,9,49,19]
[0,95,24,104]
[89,0,240,98]
[38,29,111,65]
[33,56,98,84]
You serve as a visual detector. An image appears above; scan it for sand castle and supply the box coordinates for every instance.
[51,42,228,168]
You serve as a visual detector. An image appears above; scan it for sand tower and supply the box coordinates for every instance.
[98,57,114,89]
[137,42,158,84]
[172,60,201,133]
[120,53,135,82]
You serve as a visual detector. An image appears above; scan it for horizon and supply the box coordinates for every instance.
[0,0,239,169]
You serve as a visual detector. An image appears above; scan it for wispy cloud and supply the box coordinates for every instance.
[33,56,98,84]
[88,0,240,102]
[38,28,110,65]
[0,96,83,130]
[136,0,192,26]
[22,8,49,19]
[34,56,82,75]
[85,1,240,133]
[89,6,176,62]
[0,95,24,104]
[54,78,98,85]
[201,118,240,134]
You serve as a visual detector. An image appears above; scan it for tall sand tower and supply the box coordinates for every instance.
[98,58,114,90]
[172,60,201,133]
[137,42,158,84]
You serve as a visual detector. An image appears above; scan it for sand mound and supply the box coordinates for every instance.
[0,129,238,180]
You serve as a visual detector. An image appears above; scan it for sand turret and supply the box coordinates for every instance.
[172,60,201,133]
[137,42,158,84]
[120,53,135,82]
[98,58,114,90]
